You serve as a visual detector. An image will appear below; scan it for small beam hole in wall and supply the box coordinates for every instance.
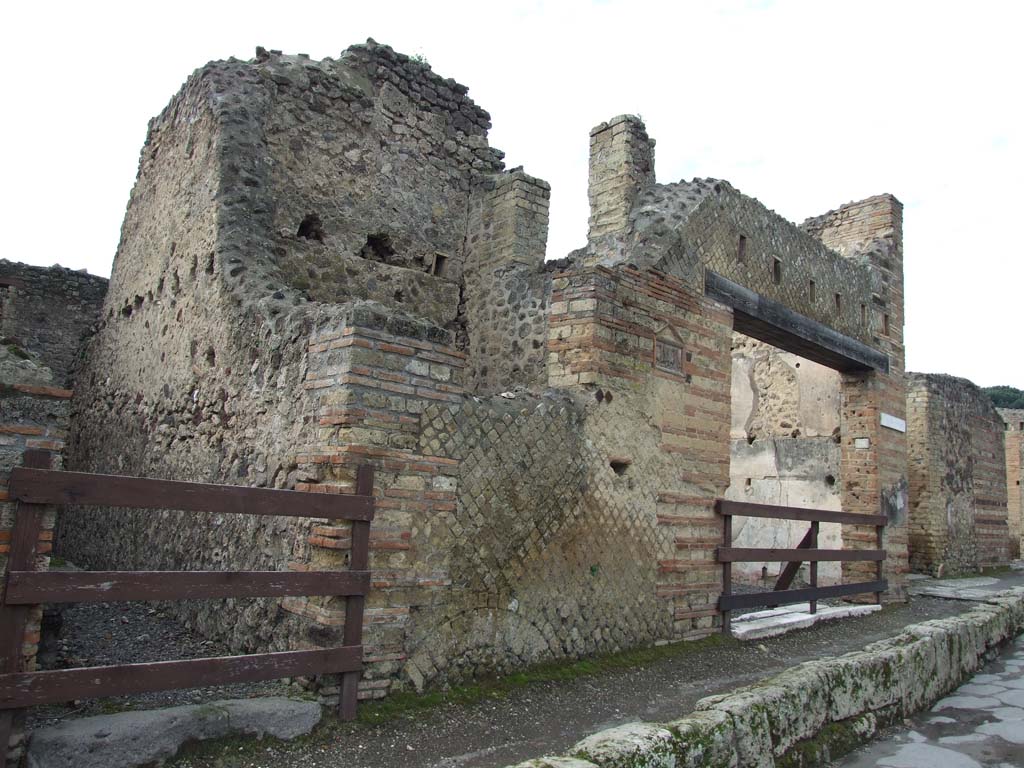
[834,293,842,313]
[609,458,631,476]
[360,232,396,263]
[394,289,404,303]
[745,478,751,487]
[738,234,747,262]
[772,257,782,285]
[297,214,324,242]
[825,474,836,487]
[809,279,816,303]
[432,253,449,277]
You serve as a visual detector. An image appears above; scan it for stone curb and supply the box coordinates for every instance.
[506,587,1024,768]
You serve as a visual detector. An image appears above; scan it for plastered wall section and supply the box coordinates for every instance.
[999,409,1024,559]
[726,334,843,585]
[906,374,1009,576]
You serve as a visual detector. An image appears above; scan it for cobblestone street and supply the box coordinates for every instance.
[837,633,1024,767]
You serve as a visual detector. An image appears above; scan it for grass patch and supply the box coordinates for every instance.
[357,633,733,725]
[165,634,734,764]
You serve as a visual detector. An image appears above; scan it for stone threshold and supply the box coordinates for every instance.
[732,602,882,641]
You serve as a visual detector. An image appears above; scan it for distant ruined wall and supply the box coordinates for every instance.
[906,374,1009,576]
[999,408,1024,559]
[0,261,108,387]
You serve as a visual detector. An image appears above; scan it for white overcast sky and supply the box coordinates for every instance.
[3,0,1021,387]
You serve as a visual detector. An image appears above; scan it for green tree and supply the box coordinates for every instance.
[983,385,1024,409]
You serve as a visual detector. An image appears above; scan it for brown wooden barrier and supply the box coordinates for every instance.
[0,450,374,757]
[716,499,887,635]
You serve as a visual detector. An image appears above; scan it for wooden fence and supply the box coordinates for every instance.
[716,499,887,634]
[0,449,374,757]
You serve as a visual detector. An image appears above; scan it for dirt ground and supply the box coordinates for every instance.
[163,595,979,768]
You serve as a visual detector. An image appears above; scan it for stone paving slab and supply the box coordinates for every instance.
[837,633,1024,767]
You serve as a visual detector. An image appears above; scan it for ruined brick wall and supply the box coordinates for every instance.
[906,374,1009,576]
[998,408,1023,559]
[726,334,843,585]
[800,195,909,597]
[547,265,734,638]
[0,345,70,765]
[585,117,881,348]
[0,261,108,387]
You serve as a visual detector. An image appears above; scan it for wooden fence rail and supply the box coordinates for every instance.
[0,450,374,760]
[716,499,887,635]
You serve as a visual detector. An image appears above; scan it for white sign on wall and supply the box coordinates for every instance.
[880,413,907,433]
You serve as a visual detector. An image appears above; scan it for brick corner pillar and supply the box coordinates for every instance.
[585,115,655,261]
[809,194,909,601]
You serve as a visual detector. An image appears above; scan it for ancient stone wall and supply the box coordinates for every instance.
[53,42,910,709]
[998,408,1024,559]
[906,374,1009,576]
[0,262,108,387]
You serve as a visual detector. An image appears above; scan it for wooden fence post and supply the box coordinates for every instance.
[721,507,732,636]
[0,450,52,767]
[339,464,373,720]
[809,521,819,615]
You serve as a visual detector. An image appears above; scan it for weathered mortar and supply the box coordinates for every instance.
[907,373,1010,576]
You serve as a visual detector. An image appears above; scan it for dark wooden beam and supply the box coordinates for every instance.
[4,570,370,604]
[717,547,886,563]
[705,271,889,373]
[8,468,374,521]
[716,499,887,527]
[0,647,361,709]
[718,580,888,611]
